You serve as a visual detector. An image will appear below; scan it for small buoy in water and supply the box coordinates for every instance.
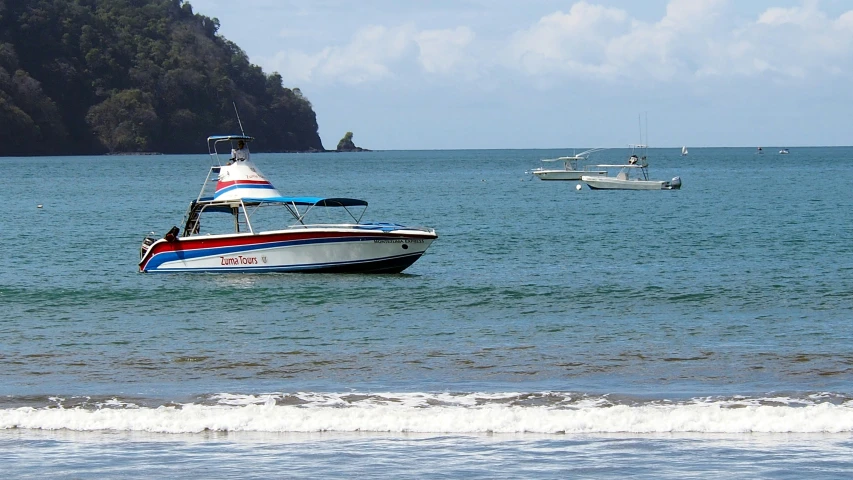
[37,204,43,208]
[575,184,582,191]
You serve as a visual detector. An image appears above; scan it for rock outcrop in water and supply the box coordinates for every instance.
[336,132,370,152]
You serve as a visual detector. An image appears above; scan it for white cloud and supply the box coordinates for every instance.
[501,0,853,85]
[839,11,853,29]
[708,1,853,81]
[316,25,415,83]
[263,50,322,83]
[505,0,731,82]
[506,2,629,78]
[659,0,728,31]
[757,0,821,26]
[260,0,853,87]
[415,27,475,75]
[263,24,478,84]
[262,24,417,85]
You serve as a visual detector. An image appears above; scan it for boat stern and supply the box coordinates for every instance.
[138,226,179,272]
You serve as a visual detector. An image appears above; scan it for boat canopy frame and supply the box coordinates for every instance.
[242,196,368,226]
[586,163,651,181]
[207,135,254,166]
[183,138,370,237]
[181,196,369,237]
[540,147,608,163]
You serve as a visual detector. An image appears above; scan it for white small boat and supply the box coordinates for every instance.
[681,146,688,156]
[582,165,681,190]
[757,147,764,154]
[779,148,789,154]
[581,144,681,191]
[139,135,437,273]
[529,148,607,181]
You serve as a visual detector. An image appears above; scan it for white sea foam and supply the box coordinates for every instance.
[3,393,853,434]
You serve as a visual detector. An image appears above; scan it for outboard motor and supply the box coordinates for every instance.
[140,235,157,260]
[669,176,682,189]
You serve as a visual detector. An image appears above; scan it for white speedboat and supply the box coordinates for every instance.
[581,145,681,190]
[530,148,607,180]
[139,135,437,273]
[779,148,789,154]
[581,165,681,190]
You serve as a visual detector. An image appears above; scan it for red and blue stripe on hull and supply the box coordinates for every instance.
[214,179,276,199]
[139,229,434,274]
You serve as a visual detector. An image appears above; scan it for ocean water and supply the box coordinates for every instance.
[2,147,853,478]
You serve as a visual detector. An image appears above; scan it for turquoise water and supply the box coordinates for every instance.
[2,147,853,478]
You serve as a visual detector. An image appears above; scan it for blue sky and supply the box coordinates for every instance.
[187,0,853,150]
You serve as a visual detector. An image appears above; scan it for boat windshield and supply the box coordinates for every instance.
[183,196,370,236]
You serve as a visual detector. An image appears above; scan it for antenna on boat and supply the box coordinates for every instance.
[233,102,245,136]
[638,113,642,144]
[637,112,648,147]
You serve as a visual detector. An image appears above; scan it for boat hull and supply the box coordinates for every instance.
[533,170,606,181]
[581,176,680,190]
[139,227,437,274]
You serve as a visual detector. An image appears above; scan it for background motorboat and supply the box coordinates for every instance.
[530,148,607,180]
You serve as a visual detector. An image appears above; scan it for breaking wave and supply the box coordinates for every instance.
[3,392,853,434]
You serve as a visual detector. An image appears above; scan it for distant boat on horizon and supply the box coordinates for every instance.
[779,148,789,154]
[681,146,688,156]
[757,147,764,154]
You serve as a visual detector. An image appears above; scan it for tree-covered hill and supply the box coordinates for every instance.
[0,0,325,155]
